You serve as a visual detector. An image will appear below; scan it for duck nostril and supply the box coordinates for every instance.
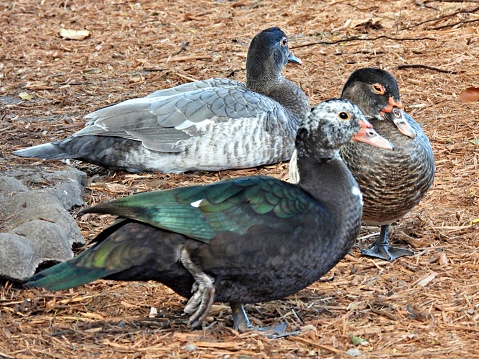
[367,129,376,137]
[392,107,401,118]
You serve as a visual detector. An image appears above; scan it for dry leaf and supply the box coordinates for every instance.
[59,28,91,40]
[81,312,104,320]
[414,272,437,287]
[45,298,57,311]
[458,87,479,103]
[19,92,33,101]
[439,252,448,266]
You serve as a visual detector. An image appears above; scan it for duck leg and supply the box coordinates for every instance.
[180,249,216,328]
[231,303,296,338]
[231,303,253,331]
[361,224,413,261]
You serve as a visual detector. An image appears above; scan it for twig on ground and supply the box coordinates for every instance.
[432,17,479,30]
[292,35,437,49]
[173,41,190,56]
[404,4,479,29]
[397,64,457,74]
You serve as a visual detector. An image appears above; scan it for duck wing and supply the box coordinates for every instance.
[76,80,290,153]
[28,177,320,292]
[144,78,244,98]
[81,176,321,243]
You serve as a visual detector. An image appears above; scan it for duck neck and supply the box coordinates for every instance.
[246,59,310,121]
[296,153,363,236]
[245,50,279,91]
[247,77,310,121]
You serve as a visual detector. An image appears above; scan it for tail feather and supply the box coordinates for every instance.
[13,137,140,172]
[0,274,27,288]
[13,142,75,160]
[26,261,115,291]
[25,220,160,291]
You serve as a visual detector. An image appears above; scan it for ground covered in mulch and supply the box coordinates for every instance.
[1,0,479,358]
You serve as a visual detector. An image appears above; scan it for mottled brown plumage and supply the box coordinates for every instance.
[340,68,435,261]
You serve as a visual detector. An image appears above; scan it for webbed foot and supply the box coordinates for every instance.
[361,224,413,261]
[181,249,215,328]
[361,243,413,261]
[231,303,299,338]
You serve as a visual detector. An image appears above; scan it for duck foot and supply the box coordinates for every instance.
[361,224,413,261]
[230,303,299,338]
[181,249,216,328]
[361,244,413,262]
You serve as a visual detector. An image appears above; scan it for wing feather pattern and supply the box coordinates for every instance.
[81,176,322,243]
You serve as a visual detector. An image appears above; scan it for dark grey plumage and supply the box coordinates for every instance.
[13,27,310,173]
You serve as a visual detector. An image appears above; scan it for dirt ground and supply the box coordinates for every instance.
[1,0,479,358]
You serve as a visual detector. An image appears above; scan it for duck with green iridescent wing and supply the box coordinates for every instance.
[27,99,392,332]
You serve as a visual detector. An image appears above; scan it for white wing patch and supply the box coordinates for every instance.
[190,199,203,208]
[351,186,363,205]
[175,119,215,131]
[288,149,300,184]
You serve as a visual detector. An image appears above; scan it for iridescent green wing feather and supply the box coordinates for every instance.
[81,176,319,243]
[27,220,137,290]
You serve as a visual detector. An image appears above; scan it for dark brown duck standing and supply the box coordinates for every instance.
[339,68,435,261]
[13,27,310,173]
[26,99,392,332]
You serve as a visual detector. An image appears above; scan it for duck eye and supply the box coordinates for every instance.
[281,37,288,47]
[338,112,350,120]
[371,83,385,94]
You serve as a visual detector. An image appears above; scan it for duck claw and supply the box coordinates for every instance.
[185,282,215,328]
[181,249,216,328]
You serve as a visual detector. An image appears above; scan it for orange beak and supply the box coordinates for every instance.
[380,97,416,139]
[353,119,394,150]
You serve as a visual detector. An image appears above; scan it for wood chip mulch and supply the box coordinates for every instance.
[1,0,478,358]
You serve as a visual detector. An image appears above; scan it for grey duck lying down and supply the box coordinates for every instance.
[292,68,435,261]
[340,68,435,261]
[26,99,392,331]
[13,27,309,173]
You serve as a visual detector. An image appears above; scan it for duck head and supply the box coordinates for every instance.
[295,98,393,161]
[341,68,416,139]
[246,27,301,86]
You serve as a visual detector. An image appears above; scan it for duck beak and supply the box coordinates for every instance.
[353,119,394,150]
[381,97,416,139]
[287,51,302,65]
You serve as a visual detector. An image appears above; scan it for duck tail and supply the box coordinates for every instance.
[26,262,111,291]
[25,219,160,292]
[13,141,74,160]
[0,274,27,288]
